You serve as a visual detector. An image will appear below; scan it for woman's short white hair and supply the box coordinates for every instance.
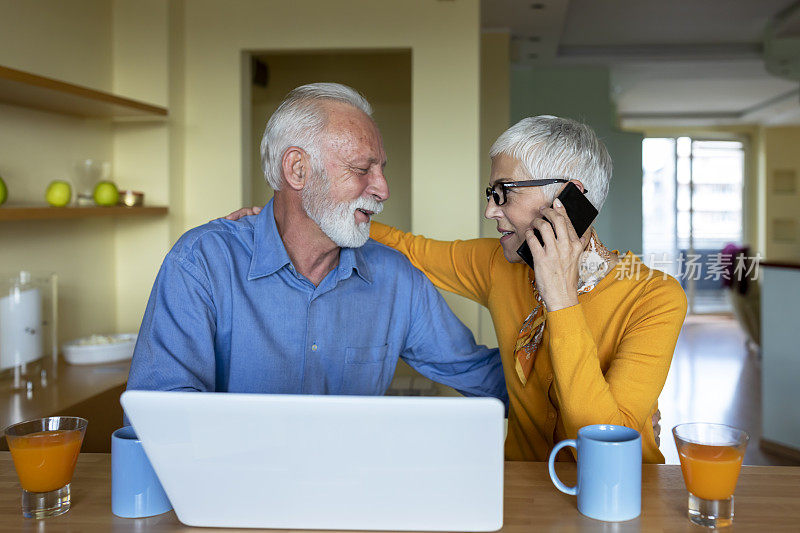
[260,83,373,190]
[489,115,612,211]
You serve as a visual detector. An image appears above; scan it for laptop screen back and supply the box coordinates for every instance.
[121,391,504,531]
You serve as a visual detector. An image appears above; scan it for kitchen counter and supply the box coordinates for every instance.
[0,358,129,452]
[760,262,800,460]
[760,259,800,270]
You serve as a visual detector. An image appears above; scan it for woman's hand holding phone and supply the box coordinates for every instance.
[525,198,591,312]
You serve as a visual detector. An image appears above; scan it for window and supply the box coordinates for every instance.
[643,137,745,313]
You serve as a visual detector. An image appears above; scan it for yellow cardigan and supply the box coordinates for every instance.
[371,223,687,463]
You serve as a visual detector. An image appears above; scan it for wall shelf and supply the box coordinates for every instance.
[0,205,168,221]
[0,65,168,118]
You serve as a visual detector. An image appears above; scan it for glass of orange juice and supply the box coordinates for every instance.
[4,416,88,518]
[673,423,749,528]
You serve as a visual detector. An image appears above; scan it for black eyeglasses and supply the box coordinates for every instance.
[485,179,582,206]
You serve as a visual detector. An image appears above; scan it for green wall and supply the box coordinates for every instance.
[510,66,644,254]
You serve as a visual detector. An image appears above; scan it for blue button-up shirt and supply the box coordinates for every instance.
[127,200,507,403]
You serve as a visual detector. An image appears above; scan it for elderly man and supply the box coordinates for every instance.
[126,83,506,402]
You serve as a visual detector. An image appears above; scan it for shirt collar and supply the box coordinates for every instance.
[248,199,291,280]
[248,199,372,284]
[342,245,372,284]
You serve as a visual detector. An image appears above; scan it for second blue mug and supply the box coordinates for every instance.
[548,424,642,522]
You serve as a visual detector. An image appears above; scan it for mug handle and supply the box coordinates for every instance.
[548,439,578,495]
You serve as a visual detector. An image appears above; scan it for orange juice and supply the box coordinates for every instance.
[8,430,84,492]
[678,443,744,500]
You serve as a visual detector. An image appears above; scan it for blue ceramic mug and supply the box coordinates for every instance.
[548,424,641,522]
[111,426,172,518]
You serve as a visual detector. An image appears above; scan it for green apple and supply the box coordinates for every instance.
[0,176,7,206]
[93,181,119,206]
[45,180,72,207]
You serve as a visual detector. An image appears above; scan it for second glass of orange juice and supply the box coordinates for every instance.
[4,416,88,518]
[673,422,749,528]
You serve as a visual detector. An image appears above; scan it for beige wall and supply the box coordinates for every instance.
[480,32,511,239]
[0,0,112,90]
[248,51,412,232]
[167,0,187,243]
[477,31,510,347]
[0,0,117,341]
[761,126,800,259]
[111,0,171,332]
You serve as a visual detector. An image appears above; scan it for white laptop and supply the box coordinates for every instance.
[121,391,505,531]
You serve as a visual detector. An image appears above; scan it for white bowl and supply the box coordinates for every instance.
[63,333,137,365]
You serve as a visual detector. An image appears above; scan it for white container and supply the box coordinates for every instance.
[0,284,42,370]
[63,334,137,365]
[0,271,58,389]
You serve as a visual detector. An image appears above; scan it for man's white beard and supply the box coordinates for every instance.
[301,173,384,248]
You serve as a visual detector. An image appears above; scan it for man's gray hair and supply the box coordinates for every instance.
[260,83,373,190]
[489,115,612,211]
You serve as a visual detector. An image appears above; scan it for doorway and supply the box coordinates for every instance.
[245,49,412,232]
[244,50,448,395]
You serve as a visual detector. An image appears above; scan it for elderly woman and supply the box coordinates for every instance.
[230,115,686,463]
[369,116,686,463]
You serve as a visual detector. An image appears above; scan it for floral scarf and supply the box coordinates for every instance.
[513,230,619,385]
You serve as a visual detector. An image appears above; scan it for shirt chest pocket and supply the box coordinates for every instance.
[340,344,393,395]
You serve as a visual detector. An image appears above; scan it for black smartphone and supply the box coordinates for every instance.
[516,182,599,269]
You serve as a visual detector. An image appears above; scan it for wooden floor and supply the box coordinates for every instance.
[658,314,800,466]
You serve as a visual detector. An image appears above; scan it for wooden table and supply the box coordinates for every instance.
[1,454,798,532]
